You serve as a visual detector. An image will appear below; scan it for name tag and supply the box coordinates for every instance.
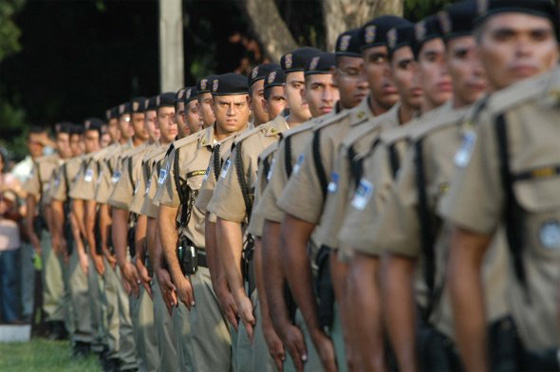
[158,168,168,185]
[111,170,121,183]
[145,179,152,196]
[351,179,374,211]
[84,168,94,182]
[293,154,304,175]
[454,131,476,168]
[267,159,276,182]
[327,172,339,193]
[220,159,231,179]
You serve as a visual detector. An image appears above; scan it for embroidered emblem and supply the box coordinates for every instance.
[540,220,560,250]
[365,25,377,44]
[351,179,374,210]
[339,35,352,52]
[327,172,339,193]
[454,131,476,168]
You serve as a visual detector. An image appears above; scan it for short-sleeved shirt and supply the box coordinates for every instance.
[208,116,289,223]
[51,156,84,202]
[156,127,218,248]
[69,154,101,201]
[315,102,402,252]
[24,154,60,209]
[277,97,375,225]
[94,142,131,204]
[439,68,560,351]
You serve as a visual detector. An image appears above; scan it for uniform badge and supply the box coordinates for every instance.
[266,158,276,182]
[186,88,192,101]
[220,159,231,179]
[111,170,121,183]
[327,172,339,194]
[203,166,210,181]
[387,28,397,50]
[339,35,351,52]
[539,220,560,250]
[145,178,152,196]
[158,168,168,185]
[133,180,141,195]
[105,109,111,120]
[476,0,488,15]
[84,168,94,183]
[309,56,320,71]
[293,154,305,174]
[268,71,277,85]
[454,131,476,168]
[251,66,259,79]
[132,101,140,112]
[365,25,377,44]
[200,79,208,91]
[438,11,452,35]
[284,53,293,70]
[54,176,60,188]
[84,120,91,129]
[178,89,185,100]
[119,104,126,115]
[156,95,161,107]
[144,98,150,111]
[351,179,374,210]
[415,21,427,42]
[212,79,219,93]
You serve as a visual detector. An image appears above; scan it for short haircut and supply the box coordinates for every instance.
[27,126,47,140]
[86,122,103,137]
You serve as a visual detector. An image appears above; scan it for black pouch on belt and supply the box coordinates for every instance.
[177,236,198,275]
[315,244,335,330]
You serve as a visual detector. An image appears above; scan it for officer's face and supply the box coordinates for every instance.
[185,100,203,134]
[174,102,189,138]
[284,71,311,122]
[249,79,269,126]
[198,93,216,127]
[263,86,286,119]
[107,118,121,143]
[27,133,45,159]
[144,110,160,142]
[303,73,339,117]
[363,45,399,111]
[100,133,111,148]
[118,114,133,140]
[131,113,149,141]
[446,36,487,108]
[212,95,251,134]
[417,38,452,111]
[70,134,83,156]
[391,46,423,112]
[478,13,558,91]
[333,56,369,110]
[56,132,72,159]
[84,130,100,154]
[157,106,177,143]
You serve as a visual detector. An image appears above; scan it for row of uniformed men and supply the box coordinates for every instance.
[24,0,560,371]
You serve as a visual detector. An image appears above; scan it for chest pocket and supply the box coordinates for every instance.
[496,114,560,300]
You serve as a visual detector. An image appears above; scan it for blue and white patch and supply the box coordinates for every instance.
[133,180,141,195]
[266,159,276,182]
[84,168,94,183]
[220,159,231,179]
[54,176,60,188]
[540,220,560,250]
[203,166,210,181]
[145,179,152,196]
[327,172,339,193]
[293,154,305,175]
[158,168,168,185]
[351,179,374,210]
[454,131,476,168]
[111,170,121,184]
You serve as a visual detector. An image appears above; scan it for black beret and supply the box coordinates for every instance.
[388,24,415,58]
[197,75,218,94]
[175,88,186,104]
[131,97,147,114]
[475,0,558,31]
[361,15,411,51]
[56,122,74,135]
[105,106,119,121]
[248,63,282,87]
[412,15,443,59]
[264,69,286,90]
[84,117,105,130]
[156,92,176,108]
[281,47,322,73]
[438,1,478,40]
[144,96,158,111]
[70,125,84,136]
[184,86,198,104]
[305,52,336,76]
[211,73,248,96]
[335,28,363,57]
[118,102,134,116]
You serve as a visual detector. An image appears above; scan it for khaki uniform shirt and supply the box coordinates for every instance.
[439,68,560,350]
[208,116,289,223]
[156,127,218,248]
[107,142,149,210]
[51,156,84,202]
[94,142,131,204]
[130,143,169,216]
[315,103,402,252]
[24,154,60,205]
[69,153,101,201]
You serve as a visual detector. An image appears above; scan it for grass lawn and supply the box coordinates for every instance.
[0,338,101,372]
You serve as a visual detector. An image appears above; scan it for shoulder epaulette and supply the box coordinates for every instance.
[488,71,552,115]
[410,103,469,141]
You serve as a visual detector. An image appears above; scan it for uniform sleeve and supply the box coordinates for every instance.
[107,157,134,210]
[94,160,113,204]
[208,147,247,223]
[155,150,180,208]
[50,166,68,202]
[23,163,41,196]
[277,138,324,224]
[438,113,504,234]
[260,142,288,223]
[194,154,216,213]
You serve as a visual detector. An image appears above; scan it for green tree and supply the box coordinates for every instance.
[0,0,25,62]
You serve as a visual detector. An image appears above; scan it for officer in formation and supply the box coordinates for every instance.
[24,0,559,371]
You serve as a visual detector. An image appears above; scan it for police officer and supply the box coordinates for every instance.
[183,86,203,134]
[438,1,559,370]
[247,63,282,126]
[197,75,218,128]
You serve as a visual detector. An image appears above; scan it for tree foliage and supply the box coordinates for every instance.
[0,0,25,62]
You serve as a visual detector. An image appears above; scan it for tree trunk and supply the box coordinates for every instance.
[240,0,298,63]
[322,0,403,52]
